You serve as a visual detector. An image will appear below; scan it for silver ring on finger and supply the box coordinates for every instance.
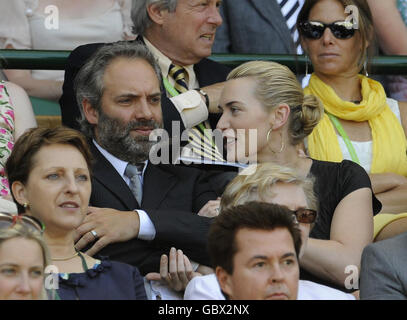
[90,230,98,239]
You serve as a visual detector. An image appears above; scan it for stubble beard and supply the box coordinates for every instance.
[96,111,162,165]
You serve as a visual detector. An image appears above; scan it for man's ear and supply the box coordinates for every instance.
[11,181,28,208]
[270,103,291,131]
[147,2,169,26]
[215,266,234,299]
[82,99,99,125]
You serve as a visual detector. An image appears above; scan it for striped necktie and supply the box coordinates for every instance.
[124,163,144,205]
[168,64,224,162]
[277,0,303,54]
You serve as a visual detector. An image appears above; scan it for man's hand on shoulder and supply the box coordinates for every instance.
[74,206,140,256]
[201,82,225,113]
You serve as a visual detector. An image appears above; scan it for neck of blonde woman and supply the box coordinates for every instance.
[258,143,312,178]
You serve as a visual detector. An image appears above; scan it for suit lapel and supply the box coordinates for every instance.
[142,163,178,209]
[194,59,212,87]
[90,143,138,210]
[250,0,294,53]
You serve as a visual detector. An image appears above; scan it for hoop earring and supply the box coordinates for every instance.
[266,128,285,154]
[266,128,272,143]
[275,135,285,154]
[23,203,29,209]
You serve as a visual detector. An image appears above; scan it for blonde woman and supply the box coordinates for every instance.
[185,163,355,300]
[0,214,49,300]
[214,60,380,291]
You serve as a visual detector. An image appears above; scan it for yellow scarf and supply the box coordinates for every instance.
[305,73,407,176]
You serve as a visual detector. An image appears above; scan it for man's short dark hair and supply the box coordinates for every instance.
[208,201,302,274]
[74,41,162,138]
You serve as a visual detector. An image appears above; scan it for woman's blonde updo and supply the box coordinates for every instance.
[227,61,323,145]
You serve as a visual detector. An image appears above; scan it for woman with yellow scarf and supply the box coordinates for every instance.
[297,0,407,241]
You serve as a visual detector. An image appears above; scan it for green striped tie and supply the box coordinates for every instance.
[168,64,224,162]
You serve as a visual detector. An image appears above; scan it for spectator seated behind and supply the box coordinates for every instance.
[213,0,304,54]
[185,163,355,300]
[0,0,135,102]
[209,201,302,300]
[215,60,380,291]
[0,81,36,213]
[5,127,147,300]
[0,214,50,300]
[60,0,230,166]
[296,0,407,241]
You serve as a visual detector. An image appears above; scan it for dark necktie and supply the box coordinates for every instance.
[124,163,144,205]
[168,64,224,161]
[277,0,303,54]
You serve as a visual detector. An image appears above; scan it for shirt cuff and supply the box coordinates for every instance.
[169,90,208,128]
[136,209,156,241]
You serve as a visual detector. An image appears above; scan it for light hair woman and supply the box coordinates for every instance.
[0,216,49,300]
[185,163,356,300]
[216,60,380,291]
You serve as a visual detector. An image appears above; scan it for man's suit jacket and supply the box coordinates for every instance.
[59,39,231,132]
[360,232,407,300]
[89,142,218,275]
[213,0,296,54]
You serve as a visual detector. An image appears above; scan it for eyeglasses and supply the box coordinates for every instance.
[299,20,356,40]
[0,212,45,235]
[292,208,317,224]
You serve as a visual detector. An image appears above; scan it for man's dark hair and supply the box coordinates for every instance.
[74,41,162,138]
[208,201,302,274]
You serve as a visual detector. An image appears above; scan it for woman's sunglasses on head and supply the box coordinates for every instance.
[292,208,317,224]
[0,212,45,234]
[299,20,356,40]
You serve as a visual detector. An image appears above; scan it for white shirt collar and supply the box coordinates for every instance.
[143,36,197,89]
[92,140,147,181]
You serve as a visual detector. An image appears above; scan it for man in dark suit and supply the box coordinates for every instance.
[360,232,407,300]
[73,41,219,275]
[60,0,229,139]
[213,0,303,54]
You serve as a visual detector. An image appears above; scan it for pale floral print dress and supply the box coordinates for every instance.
[0,81,15,197]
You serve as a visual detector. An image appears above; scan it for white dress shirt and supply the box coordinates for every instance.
[184,274,356,300]
[143,37,208,128]
[93,140,156,240]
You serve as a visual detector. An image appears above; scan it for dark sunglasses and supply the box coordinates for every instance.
[292,208,317,224]
[299,20,356,40]
[0,212,45,235]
